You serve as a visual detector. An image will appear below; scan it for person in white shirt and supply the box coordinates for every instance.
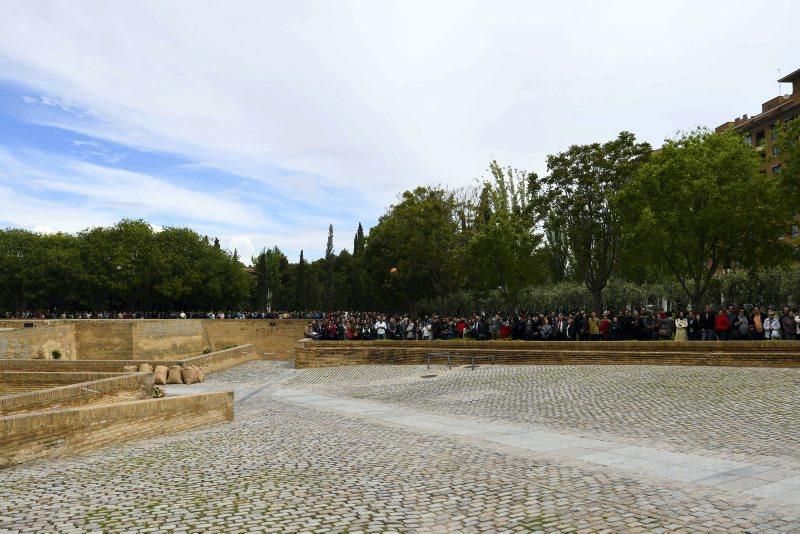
[374,317,387,340]
[674,312,688,341]
[422,323,432,340]
[763,310,782,340]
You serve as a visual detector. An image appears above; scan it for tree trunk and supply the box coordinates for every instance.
[591,288,603,314]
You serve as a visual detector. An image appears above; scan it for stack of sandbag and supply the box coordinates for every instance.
[180,366,199,384]
[122,365,137,372]
[153,365,169,385]
[138,363,153,373]
[166,365,184,384]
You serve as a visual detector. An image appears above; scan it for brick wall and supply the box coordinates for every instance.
[0,325,77,360]
[1,373,154,416]
[295,339,800,368]
[0,391,233,469]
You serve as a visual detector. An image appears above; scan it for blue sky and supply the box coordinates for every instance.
[1,0,799,262]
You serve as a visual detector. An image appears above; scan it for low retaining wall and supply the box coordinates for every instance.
[0,371,126,394]
[179,345,262,373]
[1,373,154,416]
[0,344,264,374]
[295,339,800,368]
[0,391,234,469]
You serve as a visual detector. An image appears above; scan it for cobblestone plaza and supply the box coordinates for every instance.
[1,362,799,533]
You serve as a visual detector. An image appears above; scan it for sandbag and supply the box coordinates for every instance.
[166,365,184,384]
[122,365,137,372]
[181,367,199,385]
[138,363,153,373]
[192,366,205,383]
[153,365,169,385]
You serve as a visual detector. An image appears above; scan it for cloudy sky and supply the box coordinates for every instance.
[0,1,798,262]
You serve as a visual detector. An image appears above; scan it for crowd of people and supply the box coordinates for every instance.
[305,306,800,341]
[5,306,800,341]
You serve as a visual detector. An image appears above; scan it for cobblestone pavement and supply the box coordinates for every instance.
[1,361,799,533]
[284,364,800,470]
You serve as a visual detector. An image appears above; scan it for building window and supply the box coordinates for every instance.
[772,164,782,174]
[771,127,779,141]
[756,131,766,147]
[772,144,780,156]
[743,133,753,146]
[792,225,800,239]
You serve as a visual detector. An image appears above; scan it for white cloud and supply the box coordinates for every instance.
[0,148,265,226]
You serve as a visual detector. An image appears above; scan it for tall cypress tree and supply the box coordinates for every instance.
[324,225,334,309]
[353,222,365,256]
[296,250,307,309]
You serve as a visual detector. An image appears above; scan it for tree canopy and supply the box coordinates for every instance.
[620,128,793,309]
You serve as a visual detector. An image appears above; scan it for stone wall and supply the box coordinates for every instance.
[74,321,134,359]
[0,325,77,360]
[203,319,306,360]
[180,345,262,373]
[0,344,262,374]
[1,373,154,416]
[0,319,305,361]
[295,339,800,368]
[0,371,125,394]
[0,391,233,469]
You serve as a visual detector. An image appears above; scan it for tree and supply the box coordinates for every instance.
[544,131,651,312]
[323,225,335,309]
[775,118,800,248]
[252,247,285,311]
[295,250,307,309]
[620,128,792,309]
[542,213,572,283]
[465,162,547,306]
[353,223,365,257]
[363,187,462,314]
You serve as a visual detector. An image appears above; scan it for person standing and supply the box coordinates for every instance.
[751,306,766,340]
[674,311,688,342]
[735,309,750,340]
[764,310,781,340]
[687,311,700,340]
[588,311,601,341]
[714,309,730,341]
[700,305,716,341]
[374,316,387,340]
[781,307,797,340]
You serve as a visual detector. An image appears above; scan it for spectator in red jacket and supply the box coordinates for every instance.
[714,309,730,341]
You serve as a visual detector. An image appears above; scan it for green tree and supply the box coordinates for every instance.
[620,128,792,309]
[252,246,285,311]
[364,186,462,314]
[466,162,547,306]
[544,131,651,312]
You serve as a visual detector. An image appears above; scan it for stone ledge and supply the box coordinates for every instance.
[0,391,233,469]
[295,339,800,368]
[0,344,260,374]
[0,373,154,416]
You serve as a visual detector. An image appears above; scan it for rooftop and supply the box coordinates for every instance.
[778,67,800,83]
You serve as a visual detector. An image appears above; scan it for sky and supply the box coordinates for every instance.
[0,0,798,263]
